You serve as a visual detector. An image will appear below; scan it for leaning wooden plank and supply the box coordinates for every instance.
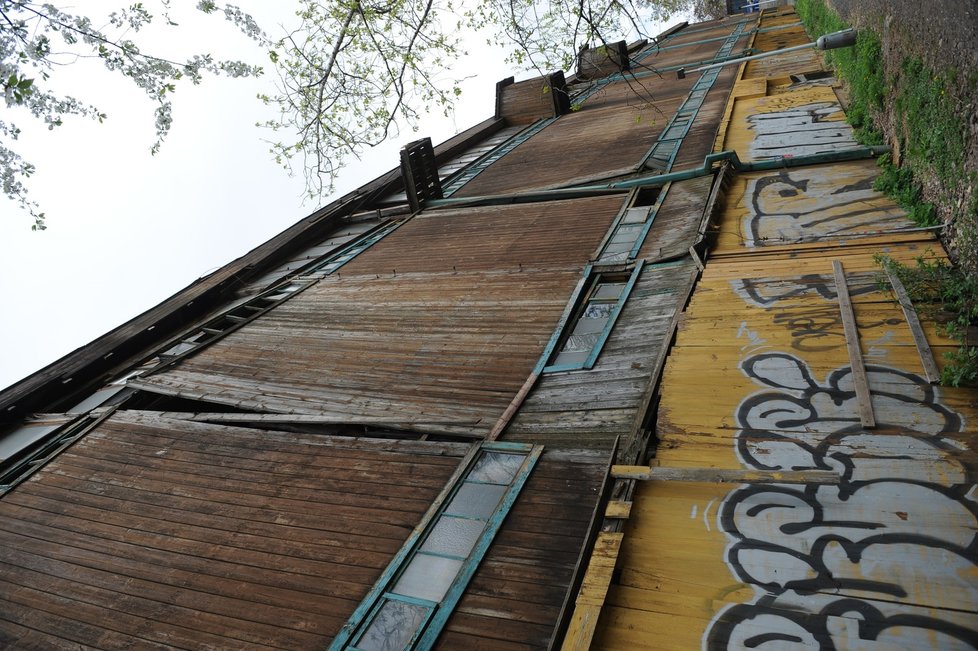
[560,532,624,651]
[885,267,941,383]
[488,371,540,441]
[833,259,876,428]
[623,266,699,464]
[611,465,839,484]
[154,411,476,426]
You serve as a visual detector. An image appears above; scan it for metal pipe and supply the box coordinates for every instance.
[677,29,856,79]
[425,145,889,209]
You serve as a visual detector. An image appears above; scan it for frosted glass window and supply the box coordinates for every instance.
[356,600,430,651]
[420,517,485,558]
[468,452,523,484]
[393,554,462,602]
[445,482,507,520]
[593,282,626,301]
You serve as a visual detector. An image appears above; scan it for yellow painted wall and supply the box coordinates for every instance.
[593,9,978,650]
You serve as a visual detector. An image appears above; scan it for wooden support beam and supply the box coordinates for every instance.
[833,259,876,428]
[611,465,840,484]
[885,267,941,384]
[560,532,624,651]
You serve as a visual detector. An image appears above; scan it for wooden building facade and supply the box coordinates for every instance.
[1,8,975,650]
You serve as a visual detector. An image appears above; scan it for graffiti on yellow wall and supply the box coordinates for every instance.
[742,164,907,246]
[704,292,978,649]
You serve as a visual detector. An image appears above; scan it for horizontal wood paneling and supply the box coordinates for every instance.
[636,175,715,262]
[438,451,607,649]
[0,411,467,650]
[138,198,623,436]
[454,100,675,197]
[504,258,698,450]
[454,21,749,198]
[499,77,560,125]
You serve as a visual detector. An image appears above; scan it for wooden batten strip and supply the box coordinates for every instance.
[548,438,619,651]
[833,259,876,428]
[560,532,624,651]
[623,267,699,464]
[612,465,839,484]
[885,267,941,384]
[158,411,476,426]
[604,500,632,519]
[487,371,540,441]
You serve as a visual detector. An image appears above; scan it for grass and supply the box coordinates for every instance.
[877,254,978,386]
[797,0,978,385]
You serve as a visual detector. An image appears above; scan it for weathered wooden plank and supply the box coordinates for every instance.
[611,465,840,484]
[560,532,624,650]
[605,501,632,519]
[885,267,942,383]
[833,259,876,427]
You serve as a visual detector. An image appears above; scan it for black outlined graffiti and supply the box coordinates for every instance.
[772,306,903,352]
[743,166,906,246]
[705,352,978,650]
[731,273,878,307]
[747,101,856,159]
[708,599,978,650]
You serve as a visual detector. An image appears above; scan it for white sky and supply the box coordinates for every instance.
[0,2,688,391]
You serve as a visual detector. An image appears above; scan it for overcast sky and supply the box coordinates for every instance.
[0,2,687,391]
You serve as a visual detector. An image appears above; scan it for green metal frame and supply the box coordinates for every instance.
[307,218,407,276]
[441,117,558,197]
[593,185,670,264]
[541,262,644,374]
[330,441,542,651]
[638,19,750,172]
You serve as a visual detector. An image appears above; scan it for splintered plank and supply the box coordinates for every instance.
[561,532,625,651]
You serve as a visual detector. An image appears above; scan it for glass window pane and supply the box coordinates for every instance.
[420,516,485,558]
[583,303,615,320]
[597,251,628,264]
[612,223,645,238]
[593,282,626,301]
[602,240,634,255]
[561,333,599,353]
[622,207,648,223]
[468,452,525,485]
[445,482,507,520]
[0,423,60,462]
[393,553,462,602]
[356,599,430,651]
[551,350,589,367]
[570,315,609,336]
[162,341,196,357]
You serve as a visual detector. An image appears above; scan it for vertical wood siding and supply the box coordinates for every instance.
[504,259,698,451]
[135,197,624,437]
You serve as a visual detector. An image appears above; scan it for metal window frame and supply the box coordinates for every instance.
[593,185,670,264]
[538,261,645,374]
[331,441,542,651]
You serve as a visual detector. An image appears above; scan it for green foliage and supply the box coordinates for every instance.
[877,254,978,386]
[0,1,262,230]
[873,154,938,226]
[894,58,968,190]
[799,0,977,264]
[794,0,885,145]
